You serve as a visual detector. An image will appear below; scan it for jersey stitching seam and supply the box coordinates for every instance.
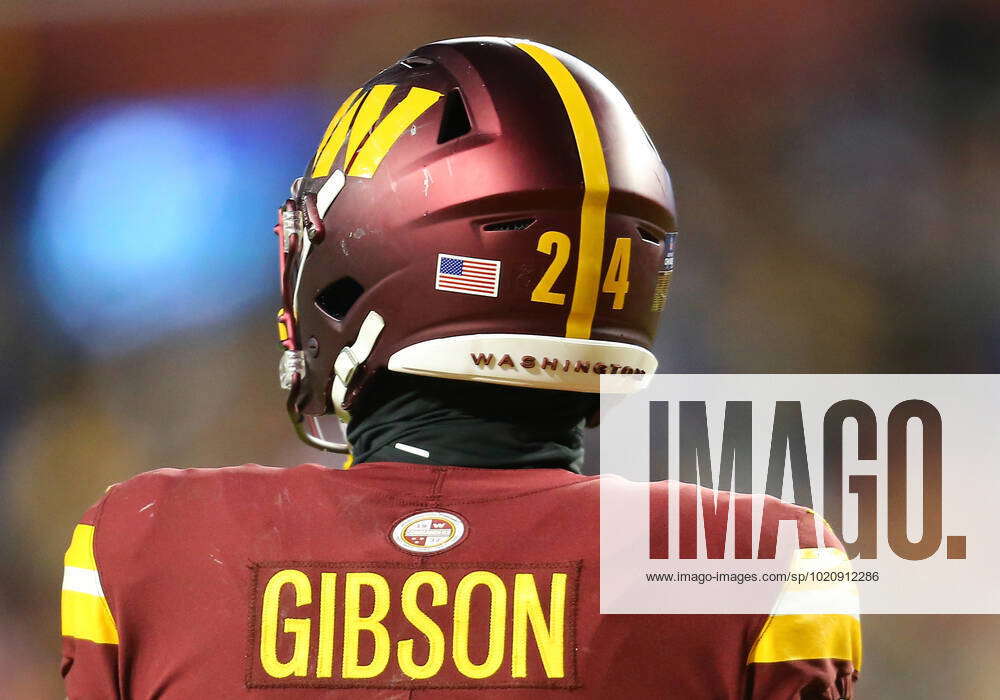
[244,561,261,689]
[91,488,120,634]
[90,484,124,695]
[376,479,593,507]
[745,507,817,668]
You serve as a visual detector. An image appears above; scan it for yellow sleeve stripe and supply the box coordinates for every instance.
[62,590,119,645]
[65,524,98,570]
[514,41,610,340]
[771,587,859,617]
[776,547,859,615]
[748,546,862,667]
[748,613,862,669]
[62,524,119,644]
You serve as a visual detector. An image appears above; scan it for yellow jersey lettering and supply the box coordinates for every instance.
[249,563,578,689]
[316,572,337,678]
[512,572,567,678]
[341,572,391,678]
[398,571,448,679]
[259,569,312,678]
[452,571,507,679]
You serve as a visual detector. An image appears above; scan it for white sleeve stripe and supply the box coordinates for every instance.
[62,565,106,598]
[790,547,850,571]
[771,587,860,618]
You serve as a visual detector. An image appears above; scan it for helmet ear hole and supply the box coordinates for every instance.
[483,217,536,232]
[637,226,660,244]
[315,277,364,321]
[437,89,471,144]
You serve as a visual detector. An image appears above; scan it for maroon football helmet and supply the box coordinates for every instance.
[275,37,676,452]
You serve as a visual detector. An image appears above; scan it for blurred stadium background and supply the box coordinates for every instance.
[1,0,997,696]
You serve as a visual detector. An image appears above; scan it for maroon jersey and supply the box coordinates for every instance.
[62,463,860,698]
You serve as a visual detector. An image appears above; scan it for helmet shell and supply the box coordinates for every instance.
[284,37,676,418]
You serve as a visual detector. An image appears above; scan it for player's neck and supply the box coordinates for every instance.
[345,375,593,472]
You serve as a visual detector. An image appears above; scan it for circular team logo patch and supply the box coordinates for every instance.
[391,511,467,554]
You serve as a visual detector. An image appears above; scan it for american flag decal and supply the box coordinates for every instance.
[435,254,501,297]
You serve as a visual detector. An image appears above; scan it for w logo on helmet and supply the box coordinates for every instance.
[311,84,443,180]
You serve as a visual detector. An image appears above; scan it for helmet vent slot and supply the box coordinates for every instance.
[402,56,434,68]
[637,226,660,244]
[437,89,472,144]
[482,218,536,232]
[315,277,364,321]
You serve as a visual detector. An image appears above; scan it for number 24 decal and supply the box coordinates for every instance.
[531,231,631,309]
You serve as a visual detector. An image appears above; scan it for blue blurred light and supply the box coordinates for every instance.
[29,94,324,355]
